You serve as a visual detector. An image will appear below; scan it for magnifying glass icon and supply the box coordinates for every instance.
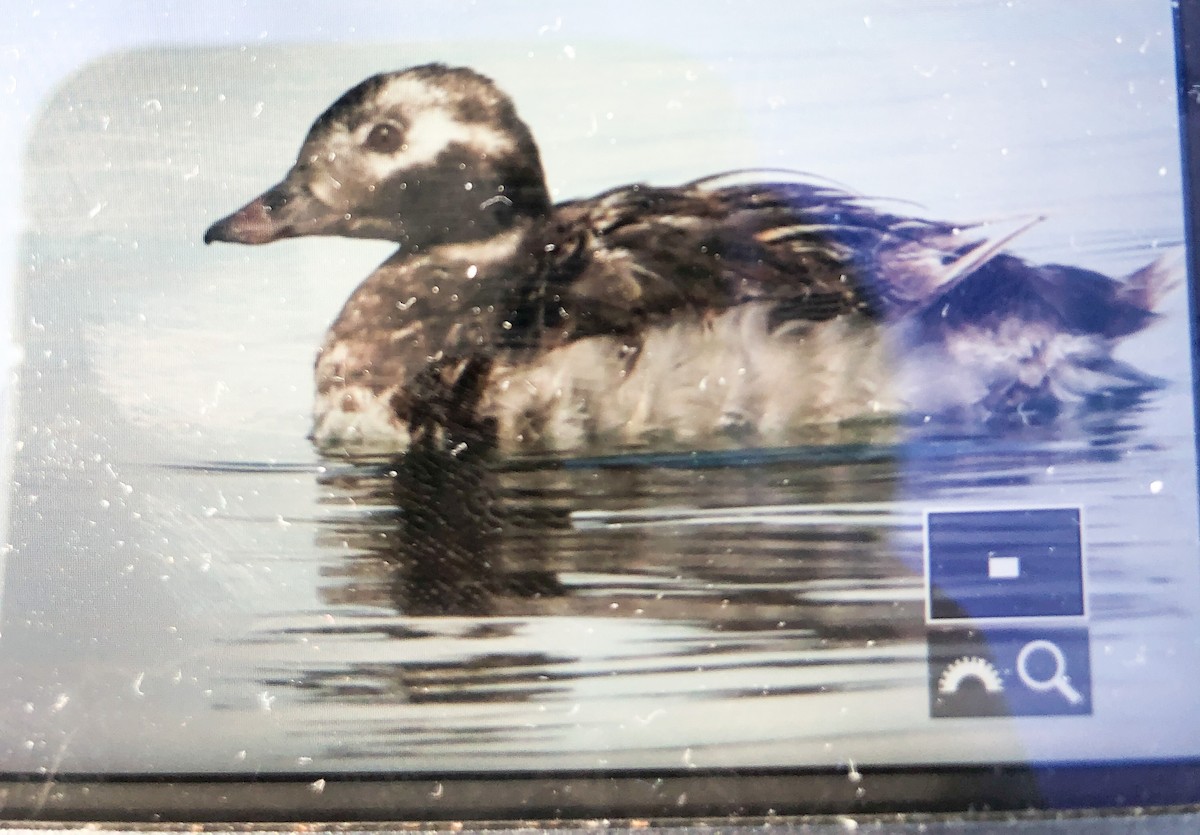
[1017,639,1084,705]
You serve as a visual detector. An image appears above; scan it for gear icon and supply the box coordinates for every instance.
[938,655,1004,694]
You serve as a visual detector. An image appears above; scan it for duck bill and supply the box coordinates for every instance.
[204,181,336,245]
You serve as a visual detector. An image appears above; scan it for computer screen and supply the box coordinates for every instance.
[1,0,1199,820]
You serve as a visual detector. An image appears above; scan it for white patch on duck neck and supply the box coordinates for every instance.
[425,224,528,270]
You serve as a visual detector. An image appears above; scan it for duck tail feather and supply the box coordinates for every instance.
[686,167,863,195]
[925,213,1047,298]
[1120,249,1184,312]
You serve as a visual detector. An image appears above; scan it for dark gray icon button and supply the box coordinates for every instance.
[929,627,1091,718]
[925,508,1084,621]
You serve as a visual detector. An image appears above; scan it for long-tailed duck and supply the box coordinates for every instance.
[205,64,1176,456]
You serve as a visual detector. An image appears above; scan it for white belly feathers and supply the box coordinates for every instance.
[311,304,897,456]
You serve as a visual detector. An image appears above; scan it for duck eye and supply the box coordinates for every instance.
[364,122,404,154]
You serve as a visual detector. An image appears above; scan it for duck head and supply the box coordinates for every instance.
[204,64,552,250]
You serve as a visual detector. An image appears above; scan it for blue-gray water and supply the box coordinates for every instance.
[3,5,1200,776]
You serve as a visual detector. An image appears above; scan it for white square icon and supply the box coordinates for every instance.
[988,555,1022,580]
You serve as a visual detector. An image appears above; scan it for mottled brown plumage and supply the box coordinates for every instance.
[205,64,1177,456]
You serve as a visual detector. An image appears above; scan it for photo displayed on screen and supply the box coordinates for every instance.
[0,0,1197,789]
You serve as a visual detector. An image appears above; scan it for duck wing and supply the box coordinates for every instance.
[504,174,1033,350]
[699,177,1048,318]
[503,179,876,347]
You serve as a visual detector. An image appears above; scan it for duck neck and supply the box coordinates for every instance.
[438,149,551,250]
[491,150,553,222]
[384,225,538,338]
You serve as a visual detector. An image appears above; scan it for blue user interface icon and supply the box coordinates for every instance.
[929,627,1092,717]
[926,508,1084,620]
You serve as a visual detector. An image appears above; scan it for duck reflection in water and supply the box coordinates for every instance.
[317,363,566,618]
[318,426,918,639]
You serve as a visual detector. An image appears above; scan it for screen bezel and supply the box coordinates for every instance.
[0,762,1199,820]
